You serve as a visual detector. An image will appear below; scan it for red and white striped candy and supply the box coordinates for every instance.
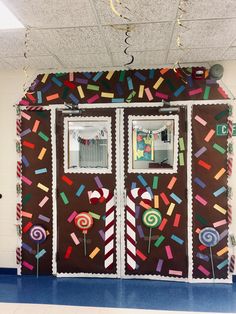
[227,157,233,176]
[16,203,21,220]
[17,161,21,178]
[16,119,21,136]
[90,188,115,269]
[228,204,232,224]
[126,188,152,270]
[25,106,43,111]
[230,254,235,273]
[16,247,21,265]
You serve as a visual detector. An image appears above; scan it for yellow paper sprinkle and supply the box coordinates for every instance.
[153,77,164,90]
[214,204,226,215]
[167,203,175,216]
[216,247,228,256]
[138,85,144,98]
[89,247,100,259]
[38,147,47,160]
[101,92,114,98]
[77,86,85,98]
[37,183,49,193]
[106,71,115,80]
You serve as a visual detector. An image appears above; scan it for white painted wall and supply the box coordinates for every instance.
[0,63,235,272]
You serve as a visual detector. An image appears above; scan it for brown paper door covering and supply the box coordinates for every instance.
[56,109,117,274]
[124,107,188,278]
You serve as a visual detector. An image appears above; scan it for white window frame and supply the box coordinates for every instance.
[128,114,179,174]
[63,116,112,174]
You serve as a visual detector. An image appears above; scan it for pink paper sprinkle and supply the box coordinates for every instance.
[70,232,80,245]
[195,194,207,206]
[165,245,173,260]
[198,264,210,276]
[188,88,203,96]
[145,87,154,101]
[194,115,207,126]
[213,219,227,228]
[22,176,32,186]
[169,270,182,276]
[39,196,49,208]
[155,92,169,100]
[87,94,99,104]
[22,261,34,271]
[67,211,78,223]
[21,112,31,120]
[19,100,29,106]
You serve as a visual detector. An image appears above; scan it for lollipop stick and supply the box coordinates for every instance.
[210,246,215,279]
[148,228,152,254]
[36,243,39,278]
[84,233,86,256]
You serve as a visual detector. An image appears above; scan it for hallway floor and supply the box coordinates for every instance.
[0,275,236,313]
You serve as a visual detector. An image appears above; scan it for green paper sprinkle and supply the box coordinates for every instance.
[166,79,175,92]
[179,152,184,166]
[119,70,126,82]
[60,192,69,205]
[62,86,70,99]
[213,143,226,154]
[203,86,210,100]
[38,131,49,142]
[195,213,208,225]
[154,235,165,248]
[87,84,99,91]
[102,215,106,221]
[22,194,32,205]
[89,212,100,220]
[179,137,185,151]
[36,111,47,118]
[215,110,229,121]
[55,72,64,77]
[126,91,136,103]
[101,80,111,90]
[152,176,159,189]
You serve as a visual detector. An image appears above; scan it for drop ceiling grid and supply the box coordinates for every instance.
[0,0,235,70]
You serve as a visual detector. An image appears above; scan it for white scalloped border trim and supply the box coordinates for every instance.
[63,116,112,174]
[127,114,179,174]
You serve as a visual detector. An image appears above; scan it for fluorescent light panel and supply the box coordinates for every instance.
[0,1,24,29]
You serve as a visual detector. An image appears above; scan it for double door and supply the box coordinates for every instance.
[55,106,188,279]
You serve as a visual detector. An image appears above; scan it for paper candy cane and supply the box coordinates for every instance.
[126,188,152,270]
[90,188,115,269]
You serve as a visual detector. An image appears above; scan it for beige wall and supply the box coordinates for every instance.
[0,63,235,272]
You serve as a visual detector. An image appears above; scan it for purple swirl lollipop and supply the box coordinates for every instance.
[29,225,47,244]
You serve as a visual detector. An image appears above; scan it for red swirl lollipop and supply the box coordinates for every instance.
[74,212,93,256]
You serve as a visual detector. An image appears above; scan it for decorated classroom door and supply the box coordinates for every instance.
[123,107,189,279]
[55,108,118,276]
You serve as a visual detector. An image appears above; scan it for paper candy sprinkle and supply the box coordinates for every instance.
[60,192,69,205]
[89,247,100,259]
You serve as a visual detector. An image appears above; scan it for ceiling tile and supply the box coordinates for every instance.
[94,0,178,25]
[167,48,225,63]
[3,0,97,27]
[0,29,51,57]
[171,19,236,49]
[103,22,173,53]
[58,53,112,68]
[3,55,61,70]
[112,50,167,67]
[35,28,107,55]
[183,0,236,20]
[222,47,236,60]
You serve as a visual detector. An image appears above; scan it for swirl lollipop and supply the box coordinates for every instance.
[29,225,47,277]
[199,227,220,279]
[142,208,162,254]
[75,212,93,256]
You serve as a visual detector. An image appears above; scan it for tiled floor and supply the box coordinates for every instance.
[0,275,236,313]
